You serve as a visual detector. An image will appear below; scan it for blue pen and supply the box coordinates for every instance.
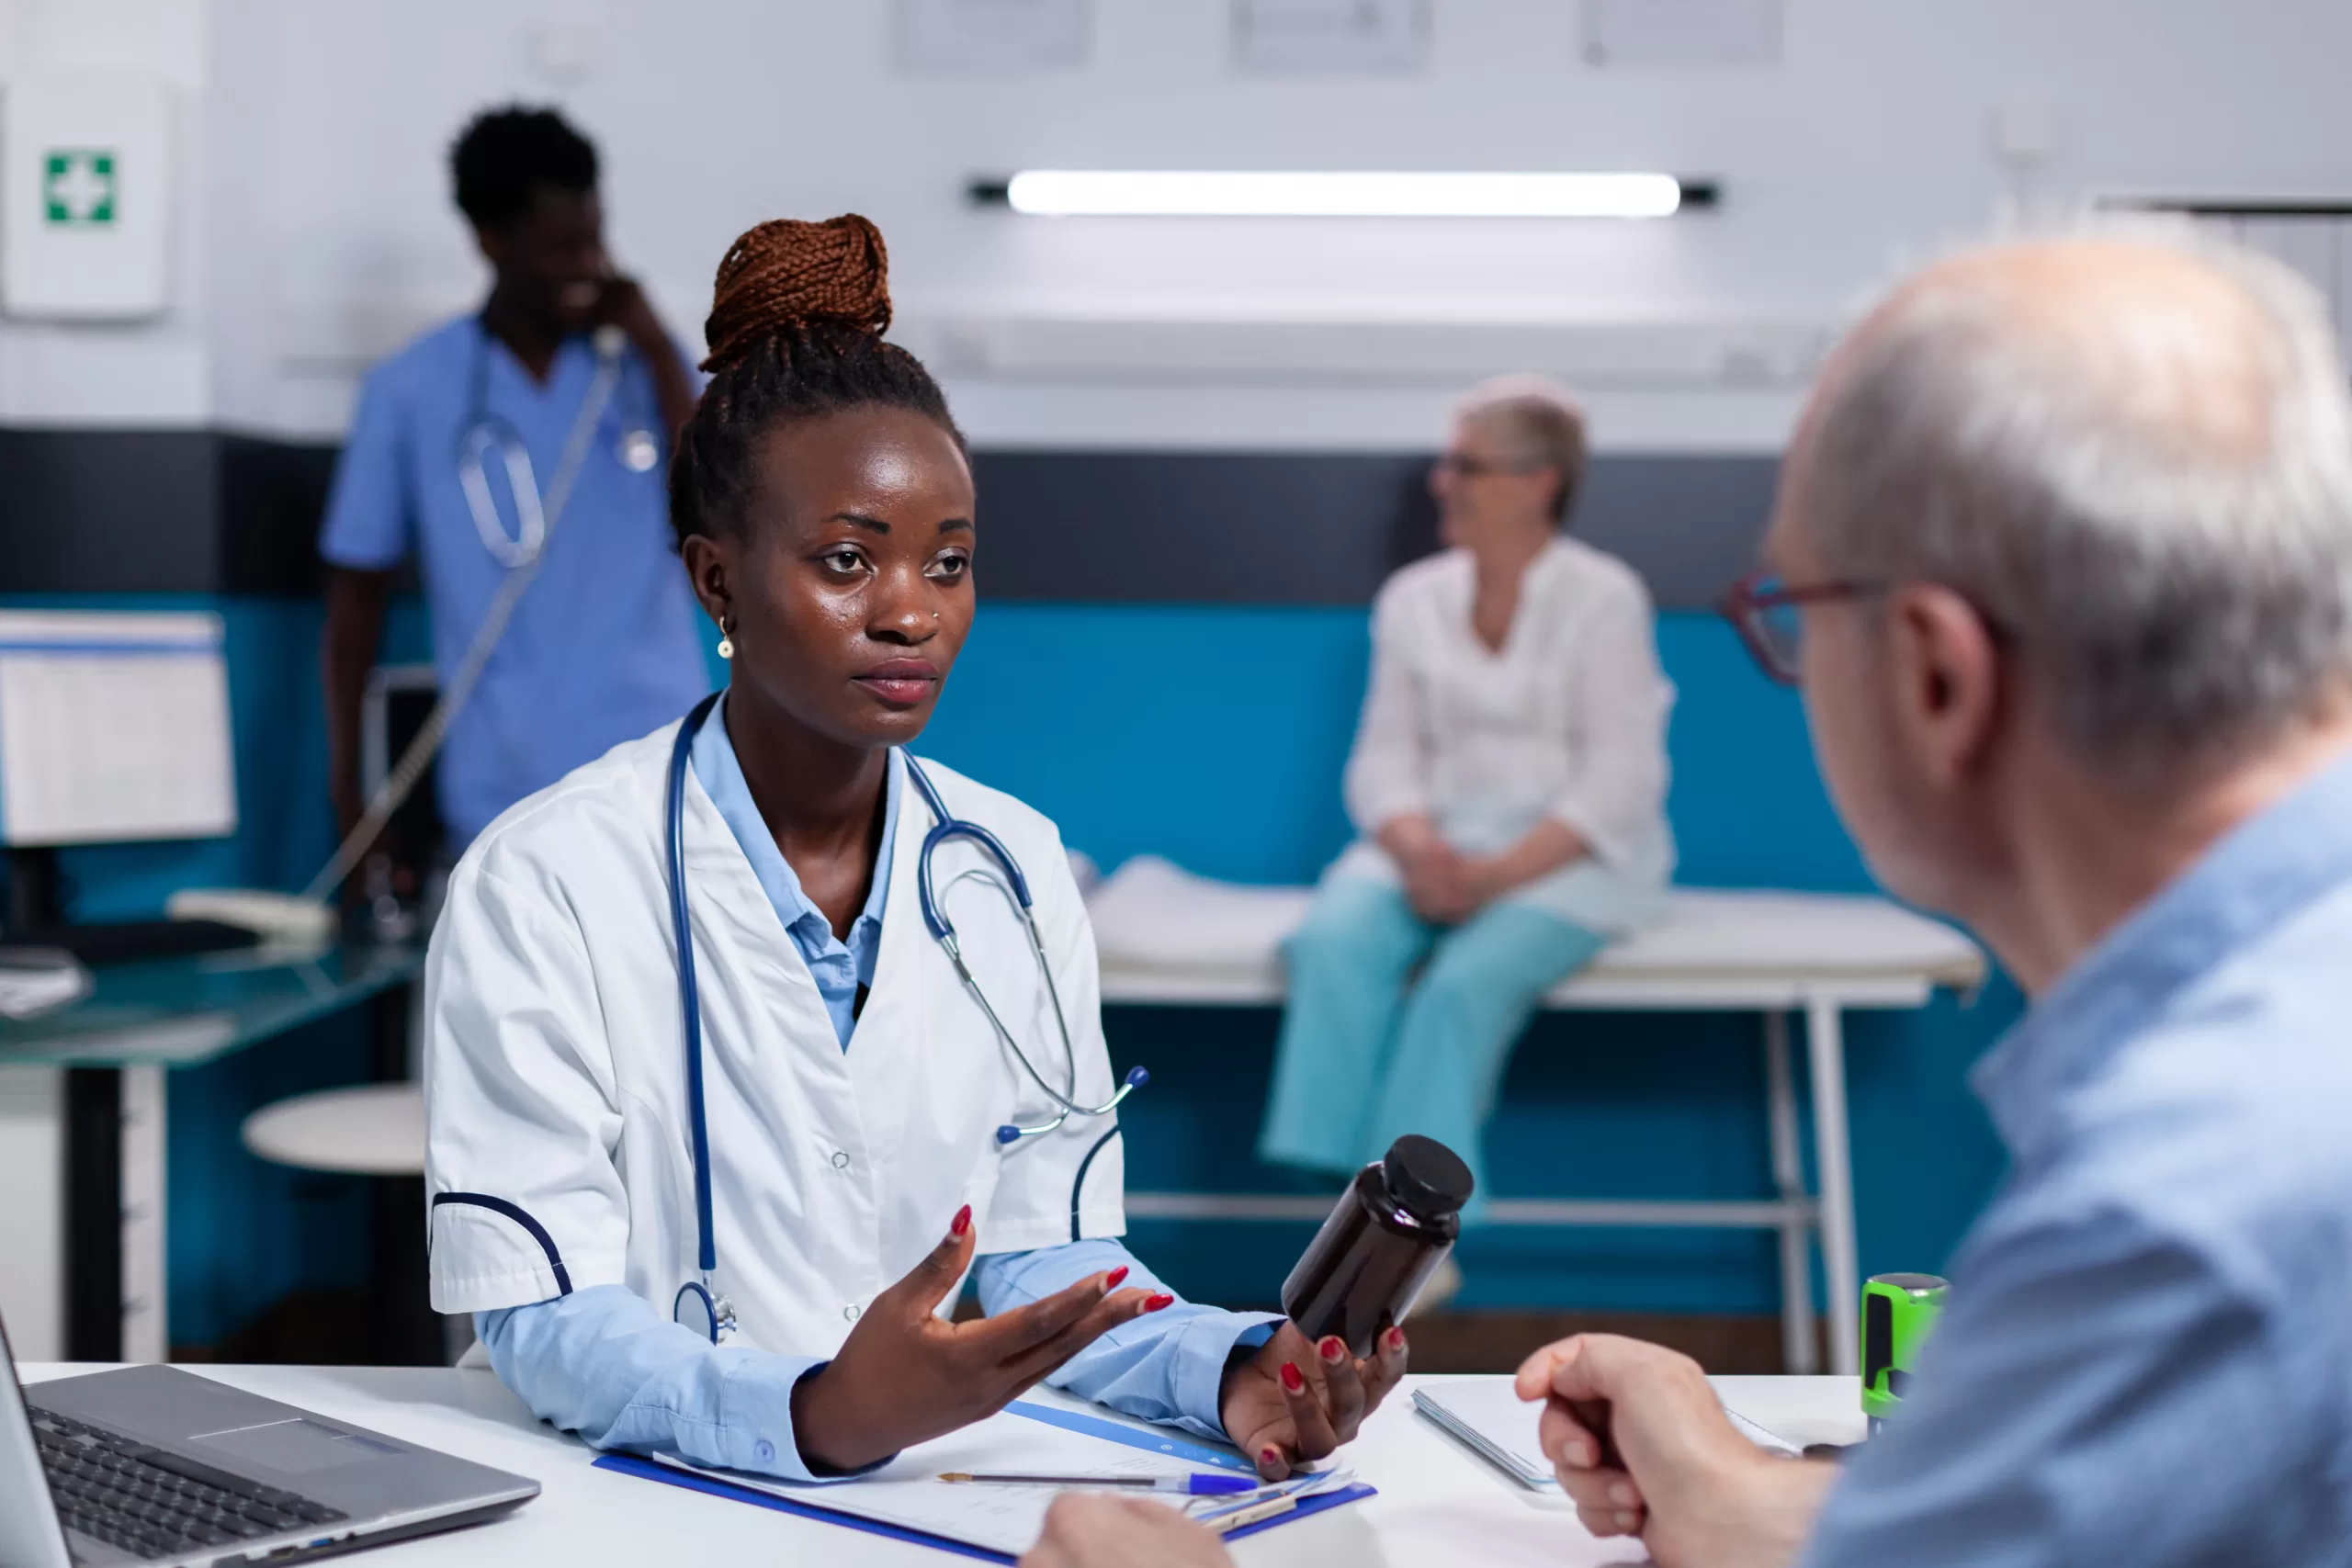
[938,1471,1257,1496]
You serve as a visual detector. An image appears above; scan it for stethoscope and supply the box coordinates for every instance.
[456,314,662,570]
[662,691,1148,1343]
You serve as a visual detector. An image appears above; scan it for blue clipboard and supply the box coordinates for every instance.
[591,1452,1376,1563]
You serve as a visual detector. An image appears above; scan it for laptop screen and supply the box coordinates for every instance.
[0,1309,75,1568]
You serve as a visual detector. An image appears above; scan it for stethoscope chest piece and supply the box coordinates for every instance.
[674,1278,737,1345]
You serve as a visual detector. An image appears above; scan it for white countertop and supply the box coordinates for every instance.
[17,1364,1866,1567]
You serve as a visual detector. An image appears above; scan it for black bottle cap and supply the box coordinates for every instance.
[1382,1134,1475,1220]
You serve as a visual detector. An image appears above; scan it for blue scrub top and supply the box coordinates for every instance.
[320,314,712,846]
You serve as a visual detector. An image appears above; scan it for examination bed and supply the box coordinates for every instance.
[1084,856,1987,1376]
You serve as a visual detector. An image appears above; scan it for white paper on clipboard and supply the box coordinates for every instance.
[648,1402,1240,1557]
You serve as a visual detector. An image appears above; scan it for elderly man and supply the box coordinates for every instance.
[1024,230,2352,1568]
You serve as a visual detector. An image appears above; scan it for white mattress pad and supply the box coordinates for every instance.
[1085,855,1984,994]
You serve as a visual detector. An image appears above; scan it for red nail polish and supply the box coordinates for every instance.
[1143,1292,1174,1311]
[1386,1326,1408,1351]
[1261,1447,1282,1465]
[1105,1266,1129,1289]
[950,1204,971,1237]
[1319,1337,1346,1363]
[1280,1361,1304,1393]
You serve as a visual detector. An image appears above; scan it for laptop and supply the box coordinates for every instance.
[2,1309,538,1567]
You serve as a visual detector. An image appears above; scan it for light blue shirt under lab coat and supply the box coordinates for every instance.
[319,314,709,847]
[478,700,1279,1480]
[1802,749,2352,1567]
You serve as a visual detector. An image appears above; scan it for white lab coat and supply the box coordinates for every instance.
[423,722,1126,1359]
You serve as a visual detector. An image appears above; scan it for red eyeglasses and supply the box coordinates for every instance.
[1716,570,1889,685]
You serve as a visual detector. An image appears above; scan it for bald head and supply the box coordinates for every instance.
[1790,229,2352,774]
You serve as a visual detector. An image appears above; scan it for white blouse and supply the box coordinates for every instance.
[1328,536,1676,935]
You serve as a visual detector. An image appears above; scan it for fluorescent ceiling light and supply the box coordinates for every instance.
[999,170,1693,219]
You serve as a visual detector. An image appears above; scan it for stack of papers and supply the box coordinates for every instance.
[1414,1381,1799,1491]
[605,1398,1372,1560]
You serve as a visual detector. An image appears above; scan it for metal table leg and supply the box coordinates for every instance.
[1804,992,1861,1377]
[1762,1011,1817,1373]
[64,1069,120,1361]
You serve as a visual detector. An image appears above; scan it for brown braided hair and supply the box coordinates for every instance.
[671,213,962,547]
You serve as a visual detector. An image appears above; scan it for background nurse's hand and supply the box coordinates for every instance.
[1220,1321,1408,1480]
[588,276,666,355]
[789,1204,1168,1474]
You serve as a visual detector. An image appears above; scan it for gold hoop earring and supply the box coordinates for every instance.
[716,616,735,660]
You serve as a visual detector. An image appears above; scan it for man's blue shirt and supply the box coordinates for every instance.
[319,314,709,846]
[1804,749,2352,1567]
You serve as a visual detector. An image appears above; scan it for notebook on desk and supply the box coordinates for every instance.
[1414,1380,1800,1491]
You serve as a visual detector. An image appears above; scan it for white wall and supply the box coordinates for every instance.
[0,0,211,423]
[7,0,2352,448]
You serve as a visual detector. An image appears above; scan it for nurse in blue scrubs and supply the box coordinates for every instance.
[319,106,708,861]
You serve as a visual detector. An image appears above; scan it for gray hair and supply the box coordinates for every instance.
[1805,227,2352,774]
[1457,375,1590,523]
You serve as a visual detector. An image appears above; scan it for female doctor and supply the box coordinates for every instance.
[423,214,1405,1482]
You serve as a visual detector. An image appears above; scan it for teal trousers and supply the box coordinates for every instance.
[1257,875,1608,1202]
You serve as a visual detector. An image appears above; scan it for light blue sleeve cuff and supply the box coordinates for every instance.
[476,1285,884,1483]
[973,1242,1285,1444]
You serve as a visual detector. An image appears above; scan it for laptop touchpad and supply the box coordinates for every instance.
[192,1418,403,1475]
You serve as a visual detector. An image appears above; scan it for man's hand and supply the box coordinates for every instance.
[1220,1322,1408,1480]
[1513,1334,1835,1568]
[1020,1495,1233,1568]
[790,1207,1170,1472]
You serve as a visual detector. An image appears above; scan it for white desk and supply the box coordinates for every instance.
[19,1364,1865,1566]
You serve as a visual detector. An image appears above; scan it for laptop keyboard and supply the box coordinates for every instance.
[28,1406,349,1562]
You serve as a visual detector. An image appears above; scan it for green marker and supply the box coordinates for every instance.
[1860,1272,1948,1433]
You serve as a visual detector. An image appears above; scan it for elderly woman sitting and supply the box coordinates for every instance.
[1258,378,1676,1208]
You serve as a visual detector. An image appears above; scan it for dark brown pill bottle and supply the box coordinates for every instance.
[1280,1134,1475,1357]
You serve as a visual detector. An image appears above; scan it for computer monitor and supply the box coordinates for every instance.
[0,610,237,849]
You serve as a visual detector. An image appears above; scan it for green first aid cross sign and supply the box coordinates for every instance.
[44,149,118,226]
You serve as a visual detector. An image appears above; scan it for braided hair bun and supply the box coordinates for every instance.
[671,213,961,547]
[700,214,893,372]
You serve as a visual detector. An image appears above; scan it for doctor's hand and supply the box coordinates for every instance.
[1513,1334,1833,1568]
[1220,1322,1408,1481]
[788,1205,1168,1474]
[1020,1495,1234,1568]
